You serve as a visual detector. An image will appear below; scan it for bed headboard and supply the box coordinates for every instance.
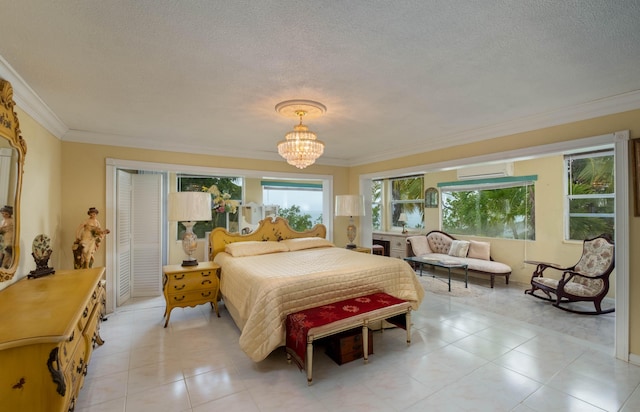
[209,217,327,260]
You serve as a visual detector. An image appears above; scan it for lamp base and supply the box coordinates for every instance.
[345,243,357,249]
[181,259,198,267]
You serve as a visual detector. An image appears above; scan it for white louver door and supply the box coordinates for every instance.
[131,173,163,296]
[116,170,132,305]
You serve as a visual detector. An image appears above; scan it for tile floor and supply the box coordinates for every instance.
[75,274,640,412]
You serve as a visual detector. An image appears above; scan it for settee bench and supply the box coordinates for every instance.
[285,292,412,385]
[407,230,512,288]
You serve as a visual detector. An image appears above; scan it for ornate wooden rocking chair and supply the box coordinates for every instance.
[524,234,615,315]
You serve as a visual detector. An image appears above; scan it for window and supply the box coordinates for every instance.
[565,150,615,240]
[177,174,243,238]
[371,176,424,231]
[440,176,536,240]
[262,181,323,231]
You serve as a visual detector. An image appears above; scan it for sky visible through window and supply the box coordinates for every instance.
[263,188,323,222]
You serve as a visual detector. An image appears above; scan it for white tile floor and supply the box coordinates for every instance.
[75,274,640,412]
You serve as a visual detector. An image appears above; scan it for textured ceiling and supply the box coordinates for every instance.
[1,1,640,166]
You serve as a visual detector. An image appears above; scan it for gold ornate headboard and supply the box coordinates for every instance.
[209,217,327,260]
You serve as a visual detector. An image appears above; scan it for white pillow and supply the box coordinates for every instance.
[467,240,491,260]
[225,241,288,257]
[448,240,470,257]
[282,237,333,251]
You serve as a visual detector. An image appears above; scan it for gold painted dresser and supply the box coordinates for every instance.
[0,267,106,412]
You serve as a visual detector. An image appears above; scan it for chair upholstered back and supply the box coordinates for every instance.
[574,236,615,277]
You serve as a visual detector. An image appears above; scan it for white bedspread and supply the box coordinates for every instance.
[214,246,424,361]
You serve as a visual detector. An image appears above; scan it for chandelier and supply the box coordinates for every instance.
[276,100,326,169]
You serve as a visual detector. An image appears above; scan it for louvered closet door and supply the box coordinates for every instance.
[131,173,163,296]
[116,170,132,305]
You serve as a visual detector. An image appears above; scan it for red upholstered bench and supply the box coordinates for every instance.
[285,292,412,385]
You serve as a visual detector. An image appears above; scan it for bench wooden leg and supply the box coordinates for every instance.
[362,322,369,364]
[406,309,412,345]
[306,338,313,385]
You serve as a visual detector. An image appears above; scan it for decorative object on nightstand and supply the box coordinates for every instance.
[398,213,408,234]
[28,233,55,279]
[335,194,365,249]
[162,261,220,327]
[168,192,212,266]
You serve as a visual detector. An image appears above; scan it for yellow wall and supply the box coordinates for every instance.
[0,108,63,291]
[3,105,639,355]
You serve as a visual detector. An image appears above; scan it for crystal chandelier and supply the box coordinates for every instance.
[275,100,326,169]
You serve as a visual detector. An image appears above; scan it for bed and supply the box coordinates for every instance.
[210,217,425,361]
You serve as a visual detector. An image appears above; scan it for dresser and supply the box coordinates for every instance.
[0,267,106,412]
[372,232,412,259]
[162,261,220,327]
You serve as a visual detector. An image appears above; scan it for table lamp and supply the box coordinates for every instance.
[335,194,365,249]
[398,212,408,234]
[168,192,212,266]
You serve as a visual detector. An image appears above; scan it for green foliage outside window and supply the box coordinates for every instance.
[278,205,322,232]
[566,153,615,240]
[177,175,243,239]
[442,185,535,240]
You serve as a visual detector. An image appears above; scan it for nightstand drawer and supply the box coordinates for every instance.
[167,288,217,305]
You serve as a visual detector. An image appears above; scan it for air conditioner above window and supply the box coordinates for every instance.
[456,162,514,180]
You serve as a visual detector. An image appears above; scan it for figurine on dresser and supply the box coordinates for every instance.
[72,207,110,269]
[28,234,55,279]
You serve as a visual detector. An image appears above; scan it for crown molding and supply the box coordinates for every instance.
[349,90,640,166]
[0,55,68,138]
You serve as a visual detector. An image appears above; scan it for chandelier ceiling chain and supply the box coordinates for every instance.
[276,100,326,169]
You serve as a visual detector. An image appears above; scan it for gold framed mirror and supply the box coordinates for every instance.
[0,79,27,281]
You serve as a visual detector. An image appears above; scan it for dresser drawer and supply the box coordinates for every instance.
[60,323,83,367]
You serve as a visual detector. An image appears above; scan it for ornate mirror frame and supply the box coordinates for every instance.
[424,187,439,208]
[0,79,27,281]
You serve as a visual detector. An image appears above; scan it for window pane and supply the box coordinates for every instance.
[262,186,323,231]
[565,151,615,240]
[392,203,423,229]
[569,198,615,214]
[442,185,535,240]
[569,217,614,241]
[372,180,382,230]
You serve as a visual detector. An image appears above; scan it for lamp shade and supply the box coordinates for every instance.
[335,195,365,217]
[168,192,212,222]
[398,213,408,223]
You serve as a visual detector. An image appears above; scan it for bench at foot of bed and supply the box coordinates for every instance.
[285,292,412,385]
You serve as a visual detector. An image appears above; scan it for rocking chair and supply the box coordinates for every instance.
[524,234,615,315]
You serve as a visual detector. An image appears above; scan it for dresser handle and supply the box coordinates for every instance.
[76,359,84,374]
[174,274,185,280]
[201,271,211,277]
[68,331,75,342]
[92,291,97,299]
[174,296,186,301]
[173,284,186,291]
[83,307,89,318]
[201,291,212,297]
[201,279,212,285]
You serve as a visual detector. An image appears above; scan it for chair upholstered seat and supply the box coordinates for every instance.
[525,234,614,315]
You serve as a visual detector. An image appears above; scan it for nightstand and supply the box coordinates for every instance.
[162,261,220,327]
[351,247,371,254]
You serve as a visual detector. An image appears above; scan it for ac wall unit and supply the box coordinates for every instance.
[457,162,514,180]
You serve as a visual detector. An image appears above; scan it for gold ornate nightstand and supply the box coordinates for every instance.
[351,247,371,254]
[162,261,220,327]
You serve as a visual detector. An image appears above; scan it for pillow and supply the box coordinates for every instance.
[225,241,288,257]
[407,236,430,256]
[448,240,470,257]
[467,240,491,260]
[282,237,333,251]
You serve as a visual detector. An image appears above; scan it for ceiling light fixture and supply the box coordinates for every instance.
[276,99,326,169]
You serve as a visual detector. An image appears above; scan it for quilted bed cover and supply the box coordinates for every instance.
[214,246,424,361]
